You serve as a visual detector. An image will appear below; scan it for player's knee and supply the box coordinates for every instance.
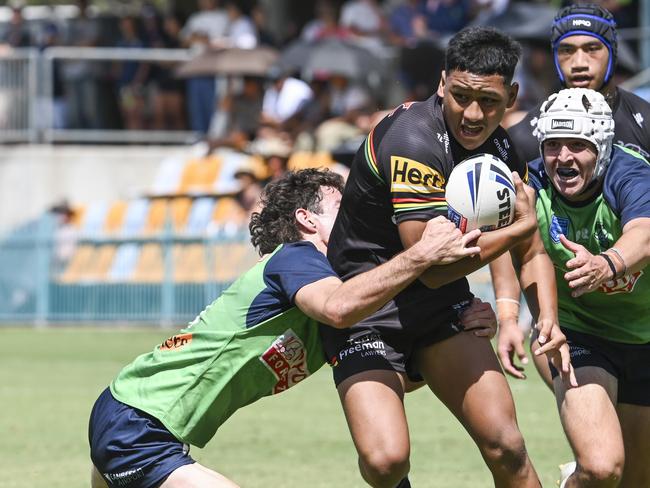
[360,448,410,487]
[480,427,528,474]
[576,456,623,487]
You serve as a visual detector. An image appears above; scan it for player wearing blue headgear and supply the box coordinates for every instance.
[492,4,650,386]
[550,3,618,91]
[509,4,650,163]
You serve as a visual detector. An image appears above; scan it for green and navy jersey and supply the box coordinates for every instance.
[529,145,650,343]
[510,88,650,163]
[327,94,527,317]
[110,241,336,448]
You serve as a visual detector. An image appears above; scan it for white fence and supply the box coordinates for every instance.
[0,46,197,144]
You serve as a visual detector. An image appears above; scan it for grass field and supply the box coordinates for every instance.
[1,327,572,488]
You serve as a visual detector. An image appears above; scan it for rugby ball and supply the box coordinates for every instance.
[446,154,516,233]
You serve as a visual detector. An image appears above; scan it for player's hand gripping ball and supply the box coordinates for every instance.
[445,153,516,233]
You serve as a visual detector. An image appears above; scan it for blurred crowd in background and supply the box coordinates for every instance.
[0,0,645,193]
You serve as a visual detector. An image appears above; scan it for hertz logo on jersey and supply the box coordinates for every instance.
[390,156,445,193]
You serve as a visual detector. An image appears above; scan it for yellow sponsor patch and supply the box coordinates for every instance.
[390,156,445,193]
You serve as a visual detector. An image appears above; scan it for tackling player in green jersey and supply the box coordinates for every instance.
[502,88,650,487]
[88,169,491,488]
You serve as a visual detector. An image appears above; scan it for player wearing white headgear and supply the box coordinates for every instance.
[512,87,650,487]
[492,3,650,390]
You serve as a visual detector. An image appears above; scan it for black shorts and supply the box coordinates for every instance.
[320,297,472,386]
[549,328,650,406]
[89,388,195,488]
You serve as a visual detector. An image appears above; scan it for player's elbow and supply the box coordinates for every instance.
[419,276,445,289]
[322,301,356,329]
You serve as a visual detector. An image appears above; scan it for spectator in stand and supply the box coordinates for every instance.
[217,1,258,49]
[114,16,149,130]
[144,10,187,131]
[261,67,313,131]
[388,0,427,46]
[301,0,351,42]
[388,0,445,100]
[339,0,388,53]
[208,76,265,151]
[424,0,473,36]
[61,0,103,129]
[49,200,78,275]
[180,0,229,48]
[233,159,265,217]
[314,73,373,151]
[249,136,293,183]
[36,23,67,129]
[251,2,277,47]
[180,0,229,134]
[0,6,31,48]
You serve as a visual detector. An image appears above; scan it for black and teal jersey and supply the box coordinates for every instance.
[510,88,650,163]
[110,241,336,448]
[327,94,527,320]
[529,145,650,343]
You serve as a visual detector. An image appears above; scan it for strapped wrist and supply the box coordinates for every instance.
[599,253,617,280]
[606,247,627,279]
[496,298,520,322]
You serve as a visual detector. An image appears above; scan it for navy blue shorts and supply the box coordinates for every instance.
[549,328,650,406]
[88,387,195,488]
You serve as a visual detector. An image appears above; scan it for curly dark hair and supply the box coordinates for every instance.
[249,169,345,255]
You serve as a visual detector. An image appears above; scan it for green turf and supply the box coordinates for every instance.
[0,327,572,487]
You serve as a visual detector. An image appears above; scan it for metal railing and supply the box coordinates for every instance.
[0,48,38,143]
[0,46,199,144]
[0,213,256,326]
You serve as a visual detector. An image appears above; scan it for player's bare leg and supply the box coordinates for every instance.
[554,366,623,488]
[617,403,650,487]
[161,462,240,487]
[91,465,109,488]
[337,370,410,488]
[417,331,540,488]
[530,328,554,391]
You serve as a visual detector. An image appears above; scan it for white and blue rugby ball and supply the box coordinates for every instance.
[445,154,516,233]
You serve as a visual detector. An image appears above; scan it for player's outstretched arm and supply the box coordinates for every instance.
[512,229,576,386]
[491,252,528,379]
[561,217,650,297]
[295,217,481,328]
[399,172,537,290]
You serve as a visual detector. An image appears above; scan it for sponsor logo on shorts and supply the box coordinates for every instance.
[390,156,445,193]
[160,333,193,351]
[104,468,144,486]
[599,270,644,295]
[569,345,591,359]
[260,329,310,394]
[332,333,386,365]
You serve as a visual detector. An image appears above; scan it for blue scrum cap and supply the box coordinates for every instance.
[551,4,617,88]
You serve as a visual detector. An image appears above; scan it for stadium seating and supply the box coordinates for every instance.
[53,147,341,291]
[55,149,264,287]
